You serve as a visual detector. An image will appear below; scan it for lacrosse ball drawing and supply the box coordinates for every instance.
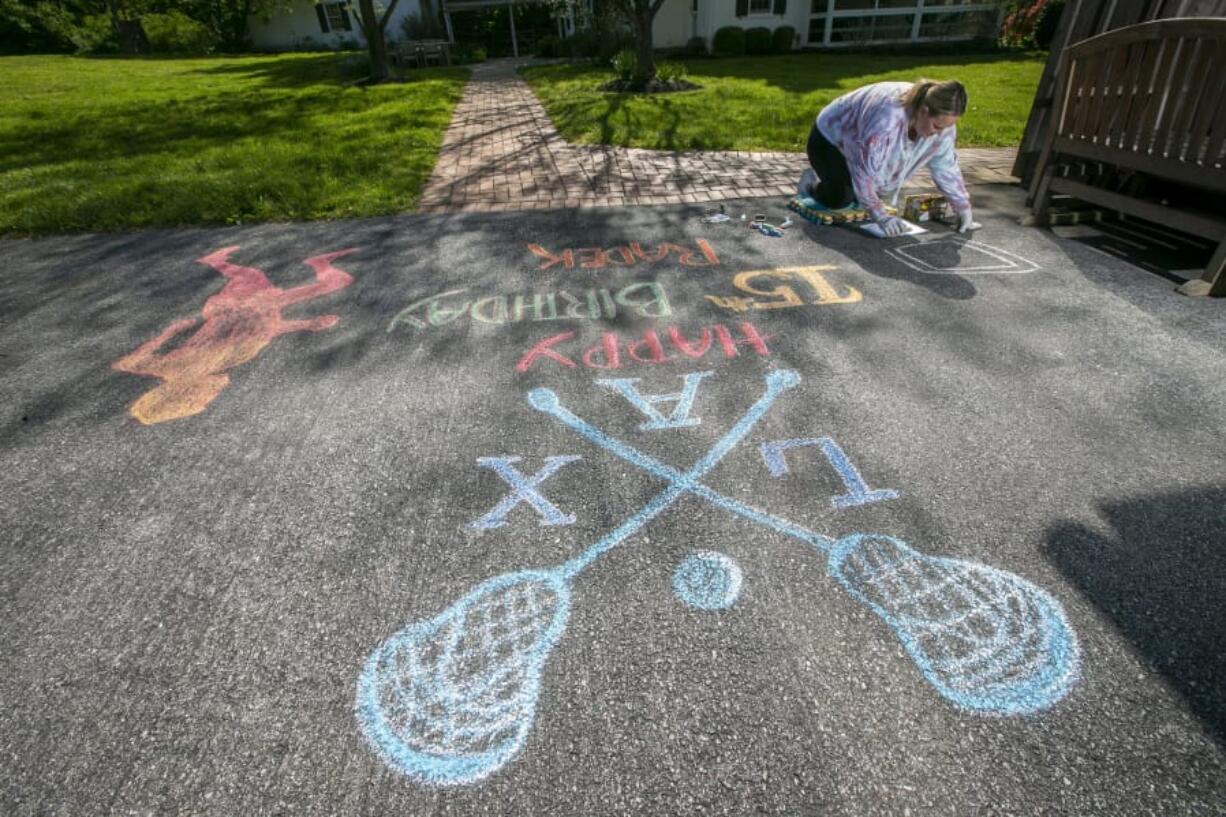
[673,551,744,610]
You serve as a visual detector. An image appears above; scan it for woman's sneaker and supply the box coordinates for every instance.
[797,168,817,198]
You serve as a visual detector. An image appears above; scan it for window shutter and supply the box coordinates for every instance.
[735,0,747,17]
[773,0,786,13]
[315,3,330,32]
[340,5,353,31]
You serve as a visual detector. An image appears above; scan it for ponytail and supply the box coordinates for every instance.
[899,78,967,117]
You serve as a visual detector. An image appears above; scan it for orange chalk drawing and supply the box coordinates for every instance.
[112,246,359,425]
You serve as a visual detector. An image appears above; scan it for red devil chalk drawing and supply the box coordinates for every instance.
[113,246,359,425]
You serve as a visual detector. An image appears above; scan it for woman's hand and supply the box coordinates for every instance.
[957,210,976,233]
[877,216,908,237]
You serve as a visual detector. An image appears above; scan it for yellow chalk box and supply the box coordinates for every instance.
[902,193,949,223]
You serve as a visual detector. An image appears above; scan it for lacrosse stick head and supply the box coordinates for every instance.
[356,568,572,785]
[829,534,1079,716]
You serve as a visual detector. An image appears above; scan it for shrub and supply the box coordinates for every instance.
[569,27,632,62]
[69,13,114,53]
[535,34,560,58]
[454,43,487,63]
[563,30,598,58]
[571,4,634,63]
[611,48,636,81]
[0,1,115,54]
[684,35,706,56]
[745,26,771,55]
[771,25,795,53]
[142,11,215,54]
[655,61,687,82]
[1033,0,1066,50]
[712,26,744,56]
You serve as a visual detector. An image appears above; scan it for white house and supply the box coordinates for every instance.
[650,0,1006,51]
[249,0,1003,52]
[249,0,426,51]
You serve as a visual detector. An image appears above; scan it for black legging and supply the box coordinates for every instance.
[805,123,855,209]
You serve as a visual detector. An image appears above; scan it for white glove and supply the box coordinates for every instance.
[957,209,976,233]
[877,216,907,237]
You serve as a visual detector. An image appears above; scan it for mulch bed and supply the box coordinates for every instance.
[599,78,701,93]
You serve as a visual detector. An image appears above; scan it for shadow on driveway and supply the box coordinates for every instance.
[1044,486,1226,746]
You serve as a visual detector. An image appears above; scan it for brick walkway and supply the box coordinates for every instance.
[417,58,1019,214]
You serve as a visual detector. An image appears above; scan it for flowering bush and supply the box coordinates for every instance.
[1000,0,1064,49]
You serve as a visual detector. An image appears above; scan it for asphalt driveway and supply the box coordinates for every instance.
[2,189,1225,816]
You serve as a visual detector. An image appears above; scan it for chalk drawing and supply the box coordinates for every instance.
[528,240,720,270]
[759,438,899,509]
[535,382,1079,719]
[597,371,712,431]
[706,266,862,312]
[468,456,583,530]
[357,370,1080,787]
[112,246,357,425]
[388,283,670,333]
[673,551,744,610]
[357,370,798,786]
[515,323,773,372]
[885,240,1040,275]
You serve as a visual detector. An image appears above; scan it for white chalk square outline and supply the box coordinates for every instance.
[886,240,1041,275]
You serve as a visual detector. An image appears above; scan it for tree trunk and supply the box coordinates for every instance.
[108,0,148,55]
[359,0,390,82]
[634,5,655,83]
[420,0,439,35]
[230,0,254,50]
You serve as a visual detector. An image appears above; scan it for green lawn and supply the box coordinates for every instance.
[522,51,1046,151]
[0,54,468,235]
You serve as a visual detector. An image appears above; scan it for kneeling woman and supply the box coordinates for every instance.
[801,79,975,237]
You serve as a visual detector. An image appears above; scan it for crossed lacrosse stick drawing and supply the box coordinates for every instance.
[356,370,1080,786]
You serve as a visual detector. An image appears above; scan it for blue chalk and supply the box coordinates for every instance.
[673,551,744,610]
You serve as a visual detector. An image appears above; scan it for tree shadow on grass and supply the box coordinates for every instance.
[685,50,1044,95]
[189,56,468,90]
[1044,486,1226,746]
[0,77,460,234]
[551,87,706,152]
[2,56,465,176]
[0,94,322,175]
[191,53,367,82]
[176,52,376,88]
[532,50,1038,150]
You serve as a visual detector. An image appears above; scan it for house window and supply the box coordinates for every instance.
[749,0,771,11]
[316,2,353,33]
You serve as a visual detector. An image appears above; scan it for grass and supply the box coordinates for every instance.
[522,50,1047,151]
[0,54,468,235]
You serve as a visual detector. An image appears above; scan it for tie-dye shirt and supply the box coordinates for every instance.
[816,81,971,221]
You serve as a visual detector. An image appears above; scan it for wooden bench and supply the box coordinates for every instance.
[390,39,451,68]
[1027,18,1226,296]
